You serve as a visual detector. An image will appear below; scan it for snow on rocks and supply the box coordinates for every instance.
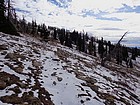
[0,32,140,105]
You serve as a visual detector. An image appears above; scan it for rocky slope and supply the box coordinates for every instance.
[0,32,140,105]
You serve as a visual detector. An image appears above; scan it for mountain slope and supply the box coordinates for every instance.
[0,32,140,105]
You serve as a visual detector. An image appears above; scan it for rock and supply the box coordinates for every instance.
[5,53,16,60]
[57,77,63,82]
[90,84,99,92]
[5,53,26,61]
[85,83,99,92]
[0,71,20,86]
[0,94,23,104]
[29,97,42,105]
[28,67,36,70]
[51,72,57,76]
[80,100,84,104]
[28,54,34,57]
[0,44,8,51]
[52,58,60,61]
[8,86,22,94]
[32,60,42,68]
[4,62,24,73]
[28,91,34,97]
[0,64,4,67]
[53,81,56,85]
[14,66,24,73]
[85,77,97,84]
[0,80,7,90]
[1,51,7,55]
[16,81,27,89]
[33,49,40,54]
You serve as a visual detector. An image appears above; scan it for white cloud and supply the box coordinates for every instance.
[13,0,140,43]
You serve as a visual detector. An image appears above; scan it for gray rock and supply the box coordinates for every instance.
[0,80,7,90]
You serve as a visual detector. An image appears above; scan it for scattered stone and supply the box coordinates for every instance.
[5,62,24,73]
[22,92,42,105]
[16,81,27,89]
[28,67,36,70]
[53,81,56,85]
[5,53,16,61]
[0,94,23,104]
[0,44,8,51]
[14,66,24,73]
[86,98,91,101]
[78,94,89,97]
[0,71,20,86]
[5,53,26,61]
[84,77,97,84]
[28,91,34,97]
[29,97,42,105]
[89,84,99,92]
[32,59,42,68]
[0,80,6,90]
[1,51,7,55]
[8,86,22,94]
[51,72,57,76]
[52,58,60,61]
[0,64,4,67]
[28,54,34,57]
[57,77,63,82]
[80,100,84,104]
[33,49,40,54]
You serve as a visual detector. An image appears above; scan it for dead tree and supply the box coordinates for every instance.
[101,31,128,66]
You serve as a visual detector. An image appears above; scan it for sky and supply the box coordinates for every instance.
[13,0,140,47]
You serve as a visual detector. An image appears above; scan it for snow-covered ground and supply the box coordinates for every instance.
[0,32,140,105]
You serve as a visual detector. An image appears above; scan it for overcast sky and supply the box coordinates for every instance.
[13,0,140,46]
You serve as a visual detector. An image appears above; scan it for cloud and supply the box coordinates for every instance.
[97,28,124,31]
[117,4,140,13]
[13,0,140,40]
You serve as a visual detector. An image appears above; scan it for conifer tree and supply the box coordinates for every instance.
[77,33,82,51]
[108,41,111,54]
[53,28,57,40]
[88,40,93,55]
[131,48,137,60]
[81,34,86,52]
[0,0,5,21]
[98,37,104,58]
[58,29,65,45]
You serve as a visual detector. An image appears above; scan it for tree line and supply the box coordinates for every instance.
[14,17,140,68]
[0,0,139,68]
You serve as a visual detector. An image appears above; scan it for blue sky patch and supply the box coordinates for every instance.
[118,4,140,13]
[15,8,31,14]
[81,9,122,21]
[48,0,70,8]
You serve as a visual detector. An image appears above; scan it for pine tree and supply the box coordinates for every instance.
[88,41,93,55]
[21,16,26,33]
[53,28,57,40]
[77,33,82,51]
[98,37,104,58]
[0,0,19,36]
[81,34,86,52]
[131,48,136,60]
[0,0,5,21]
[65,32,72,48]
[108,41,111,54]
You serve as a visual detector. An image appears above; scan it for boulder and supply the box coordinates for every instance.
[0,44,8,51]
[57,77,63,82]
[0,80,6,90]
[0,94,23,104]
[32,60,42,68]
